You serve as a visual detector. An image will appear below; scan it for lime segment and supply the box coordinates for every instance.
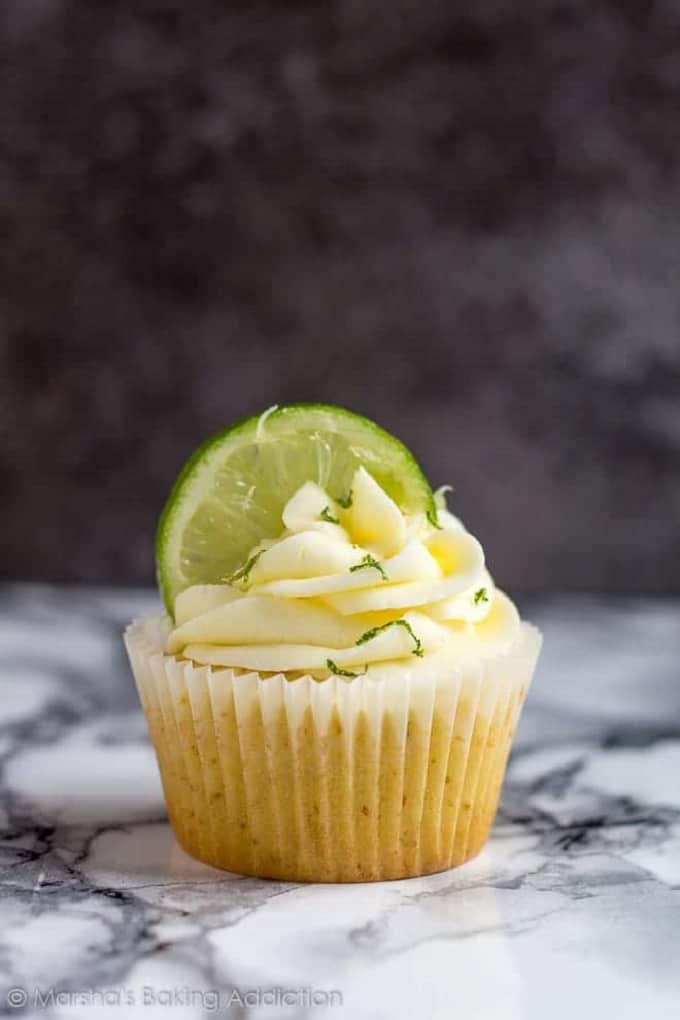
[156,403,435,614]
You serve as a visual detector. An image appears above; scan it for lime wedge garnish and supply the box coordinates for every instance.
[156,403,435,614]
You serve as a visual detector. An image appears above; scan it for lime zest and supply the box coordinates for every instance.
[434,484,454,507]
[427,507,442,530]
[349,553,388,580]
[474,587,489,606]
[336,489,354,509]
[319,506,340,525]
[255,404,279,439]
[355,618,424,657]
[224,549,265,585]
[430,485,455,530]
[326,659,367,678]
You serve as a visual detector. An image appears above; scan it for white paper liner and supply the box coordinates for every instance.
[124,616,541,882]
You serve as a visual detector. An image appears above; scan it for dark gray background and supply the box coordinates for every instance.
[2,0,679,592]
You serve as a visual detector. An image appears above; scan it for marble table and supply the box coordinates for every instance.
[1,585,678,1020]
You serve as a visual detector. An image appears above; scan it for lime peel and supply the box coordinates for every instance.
[156,403,435,616]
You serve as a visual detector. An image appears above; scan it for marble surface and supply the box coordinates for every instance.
[1,585,679,1019]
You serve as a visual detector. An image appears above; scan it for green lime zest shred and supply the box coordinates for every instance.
[474,587,489,605]
[427,507,442,530]
[336,489,354,509]
[326,658,367,678]
[224,549,264,585]
[320,506,340,524]
[349,553,388,580]
[355,618,424,657]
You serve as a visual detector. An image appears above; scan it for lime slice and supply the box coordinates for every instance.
[156,403,435,614]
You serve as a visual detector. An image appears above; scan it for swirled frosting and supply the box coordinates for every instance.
[166,467,520,677]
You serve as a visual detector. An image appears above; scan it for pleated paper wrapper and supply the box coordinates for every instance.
[124,616,541,882]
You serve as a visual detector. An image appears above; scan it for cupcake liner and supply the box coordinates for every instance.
[125,616,541,882]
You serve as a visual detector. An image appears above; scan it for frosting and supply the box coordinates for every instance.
[166,467,520,676]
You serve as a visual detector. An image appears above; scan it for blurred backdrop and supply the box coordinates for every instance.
[2,0,679,593]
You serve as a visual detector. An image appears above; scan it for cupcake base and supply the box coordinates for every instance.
[125,617,541,882]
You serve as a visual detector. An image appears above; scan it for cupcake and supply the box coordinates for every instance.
[125,404,541,882]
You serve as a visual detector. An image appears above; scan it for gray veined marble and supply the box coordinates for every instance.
[0,585,679,1020]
